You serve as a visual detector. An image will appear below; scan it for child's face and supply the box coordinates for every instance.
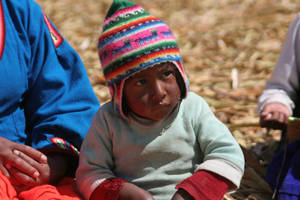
[124,62,181,121]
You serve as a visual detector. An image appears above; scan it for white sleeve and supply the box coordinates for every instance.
[258,89,295,114]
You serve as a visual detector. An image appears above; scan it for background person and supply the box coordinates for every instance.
[258,13,300,200]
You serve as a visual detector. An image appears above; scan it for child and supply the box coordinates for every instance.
[76,0,245,199]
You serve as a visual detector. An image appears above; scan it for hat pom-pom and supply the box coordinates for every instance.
[105,0,136,19]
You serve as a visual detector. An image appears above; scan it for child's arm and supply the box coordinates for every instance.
[179,93,244,199]
[90,178,154,200]
[193,95,245,188]
[258,14,300,118]
[173,170,232,200]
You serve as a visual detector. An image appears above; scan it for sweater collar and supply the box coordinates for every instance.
[126,101,181,133]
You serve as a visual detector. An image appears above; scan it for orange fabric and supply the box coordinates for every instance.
[0,171,18,200]
[0,171,82,200]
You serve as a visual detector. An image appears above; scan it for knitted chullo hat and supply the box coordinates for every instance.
[98,0,189,117]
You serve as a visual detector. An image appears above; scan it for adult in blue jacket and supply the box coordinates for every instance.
[0,0,99,193]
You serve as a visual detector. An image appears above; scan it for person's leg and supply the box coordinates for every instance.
[277,144,300,200]
[266,139,300,200]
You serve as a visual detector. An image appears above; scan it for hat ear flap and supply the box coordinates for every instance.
[169,61,189,99]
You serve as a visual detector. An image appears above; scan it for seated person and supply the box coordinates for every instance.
[258,12,300,200]
[0,0,99,199]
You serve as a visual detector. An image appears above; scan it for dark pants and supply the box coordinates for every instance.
[266,139,300,199]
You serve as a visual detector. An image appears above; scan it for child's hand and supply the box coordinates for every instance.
[260,102,290,130]
[171,189,194,200]
[119,182,154,200]
[0,137,47,181]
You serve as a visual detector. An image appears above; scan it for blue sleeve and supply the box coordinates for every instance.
[22,0,100,155]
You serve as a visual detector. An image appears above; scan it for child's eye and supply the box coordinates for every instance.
[163,70,173,77]
[136,79,147,86]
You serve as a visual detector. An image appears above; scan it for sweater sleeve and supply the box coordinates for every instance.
[192,94,245,188]
[90,178,126,200]
[76,105,116,200]
[176,170,232,200]
[21,0,99,155]
[258,13,300,114]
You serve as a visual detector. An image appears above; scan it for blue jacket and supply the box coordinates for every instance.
[0,0,99,155]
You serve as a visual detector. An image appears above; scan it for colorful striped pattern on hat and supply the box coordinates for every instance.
[98,0,189,117]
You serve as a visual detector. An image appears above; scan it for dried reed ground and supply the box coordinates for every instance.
[36,0,300,199]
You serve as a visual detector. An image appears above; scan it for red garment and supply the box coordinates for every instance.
[0,171,81,200]
[90,178,126,200]
[0,171,18,200]
[176,170,232,200]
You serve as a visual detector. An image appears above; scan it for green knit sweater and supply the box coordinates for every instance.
[76,92,245,200]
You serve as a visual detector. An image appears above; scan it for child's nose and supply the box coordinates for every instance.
[151,80,165,100]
